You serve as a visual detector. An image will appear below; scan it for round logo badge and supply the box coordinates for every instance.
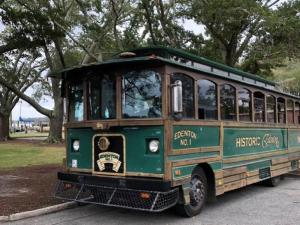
[98,137,110,151]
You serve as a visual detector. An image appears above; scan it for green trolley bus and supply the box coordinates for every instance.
[53,47,300,217]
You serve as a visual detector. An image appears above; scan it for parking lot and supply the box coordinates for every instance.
[4,176,300,225]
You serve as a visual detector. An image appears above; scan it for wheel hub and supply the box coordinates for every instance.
[190,177,205,206]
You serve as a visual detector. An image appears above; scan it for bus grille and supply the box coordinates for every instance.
[54,181,179,212]
[259,167,271,180]
[291,160,299,171]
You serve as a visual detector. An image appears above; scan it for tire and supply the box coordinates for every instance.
[175,167,208,217]
[263,176,281,187]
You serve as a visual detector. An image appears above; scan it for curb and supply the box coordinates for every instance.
[0,202,78,222]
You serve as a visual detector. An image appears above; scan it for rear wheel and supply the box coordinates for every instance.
[175,167,208,217]
[263,176,281,187]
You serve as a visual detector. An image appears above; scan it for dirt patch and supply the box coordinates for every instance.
[0,164,65,216]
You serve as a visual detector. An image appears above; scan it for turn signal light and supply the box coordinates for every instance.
[175,170,181,176]
[140,192,151,199]
[64,183,73,190]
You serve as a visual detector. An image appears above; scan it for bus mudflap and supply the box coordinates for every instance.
[54,180,179,212]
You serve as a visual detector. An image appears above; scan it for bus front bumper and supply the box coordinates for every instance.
[54,172,179,212]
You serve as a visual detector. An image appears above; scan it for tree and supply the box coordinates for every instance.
[0,0,78,142]
[0,50,45,141]
[185,0,282,67]
[242,0,300,76]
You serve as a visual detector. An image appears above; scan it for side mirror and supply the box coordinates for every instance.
[172,80,183,115]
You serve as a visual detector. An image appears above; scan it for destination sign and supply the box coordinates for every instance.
[174,130,197,146]
[235,134,280,148]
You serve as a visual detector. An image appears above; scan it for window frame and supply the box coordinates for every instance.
[238,88,252,122]
[170,72,196,119]
[295,102,300,124]
[87,74,117,121]
[67,79,84,122]
[277,97,286,124]
[253,91,265,123]
[287,99,294,124]
[220,83,237,121]
[266,95,276,124]
[197,79,218,120]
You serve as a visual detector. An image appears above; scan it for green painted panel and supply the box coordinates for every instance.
[67,126,164,174]
[67,128,94,169]
[172,164,196,180]
[223,153,289,169]
[172,161,223,180]
[172,125,219,150]
[168,151,218,161]
[246,160,271,171]
[209,161,223,171]
[118,126,164,174]
[223,128,288,157]
[288,129,300,148]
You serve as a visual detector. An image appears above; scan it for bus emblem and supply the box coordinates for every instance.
[98,137,110,151]
[97,152,122,172]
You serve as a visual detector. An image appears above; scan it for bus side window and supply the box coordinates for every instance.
[220,84,236,121]
[267,95,276,123]
[254,91,265,122]
[198,79,217,120]
[295,102,300,124]
[277,97,286,124]
[238,88,251,122]
[171,73,195,119]
[287,99,294,124]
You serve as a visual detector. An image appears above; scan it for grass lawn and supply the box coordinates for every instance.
[0,142,65,169]
[10,132,49,138]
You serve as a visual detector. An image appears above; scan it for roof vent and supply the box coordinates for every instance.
[119,51,136,58]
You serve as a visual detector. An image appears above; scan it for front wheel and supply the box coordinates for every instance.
[175,167,208,217]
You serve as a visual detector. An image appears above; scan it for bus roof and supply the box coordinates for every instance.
[49,46,299,99]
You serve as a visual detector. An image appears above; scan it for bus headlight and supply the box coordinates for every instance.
[73,140,80,151]
[149,140,159,153]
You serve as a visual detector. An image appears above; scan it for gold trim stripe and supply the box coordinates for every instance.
[169,146,221,155]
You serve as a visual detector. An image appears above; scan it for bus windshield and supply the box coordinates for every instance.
[122,70,162,118]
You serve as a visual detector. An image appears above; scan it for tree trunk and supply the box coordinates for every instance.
[47,103,63,143]
[46,78,64,143]
[224,47,235,67]
[0,113,9,141]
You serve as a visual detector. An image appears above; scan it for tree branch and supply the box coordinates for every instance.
[141,0,157,45]
[53,38,66,68]
[52,20,100,62]
[0,76,52,117]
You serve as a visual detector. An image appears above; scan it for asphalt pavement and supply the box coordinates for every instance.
[3,176,300,225]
